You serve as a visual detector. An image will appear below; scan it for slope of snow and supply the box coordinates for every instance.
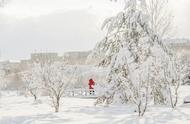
[0,87,190,124]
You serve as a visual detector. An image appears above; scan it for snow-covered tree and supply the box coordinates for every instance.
[165,59,180,108]
[21,66,41,101]
[87,0,173,65]
[19,52,76,112]
[165,53,189,108]
[91,0,178,116]
[143,0,173,38]
[36,62,74,112]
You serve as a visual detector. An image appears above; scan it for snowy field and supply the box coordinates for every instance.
[0,86,190,124]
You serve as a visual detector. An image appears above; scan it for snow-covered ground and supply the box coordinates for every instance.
[0,86,190,124]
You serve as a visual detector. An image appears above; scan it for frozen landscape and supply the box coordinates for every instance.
[0,86,190,124]
[1,0,190,124]
[0,87,189,124]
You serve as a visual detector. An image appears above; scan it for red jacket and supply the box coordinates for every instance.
[89,79,95,89]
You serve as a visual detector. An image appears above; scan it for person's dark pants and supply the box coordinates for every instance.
[90,90,95,95]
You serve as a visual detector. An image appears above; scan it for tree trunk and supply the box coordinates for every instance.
[55,105,59,113]
[34,94,37,101]
[55,97,60,112]
[173,82,180,107]
[168,86,174,108]
[29,90,37,101]
[138,101,142,117]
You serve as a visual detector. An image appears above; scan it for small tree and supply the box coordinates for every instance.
[163,55,187,108]
[21,67,41,101]
[39,62,71,112]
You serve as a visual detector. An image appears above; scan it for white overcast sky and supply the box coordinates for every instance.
[0,0,189,61]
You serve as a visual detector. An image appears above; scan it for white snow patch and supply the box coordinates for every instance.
[0,87,190,124]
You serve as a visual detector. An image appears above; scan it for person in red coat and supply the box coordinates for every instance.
[89,78,95,95]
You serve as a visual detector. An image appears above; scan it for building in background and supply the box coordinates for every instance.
[63,51,91,65]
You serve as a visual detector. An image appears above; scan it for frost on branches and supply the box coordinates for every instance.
[93,0,182,116]
[22,61,75,112]
[21,66,41,101]
[38,62,73,112]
